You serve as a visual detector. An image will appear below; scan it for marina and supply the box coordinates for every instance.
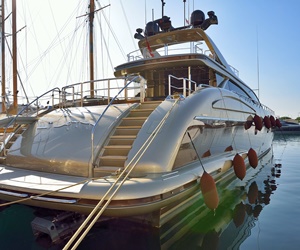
[0,1,299,249]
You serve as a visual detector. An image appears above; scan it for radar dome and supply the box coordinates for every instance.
[144,21,159,37]
[191,10,205,27]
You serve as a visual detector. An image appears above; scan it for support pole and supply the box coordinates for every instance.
[1,0,5,113]
[12,0,17,114]
[89,0,95,98]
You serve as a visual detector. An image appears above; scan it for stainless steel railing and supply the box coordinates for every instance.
[168,74,198,97]
[2,87,61,155]
[61,77,145,107]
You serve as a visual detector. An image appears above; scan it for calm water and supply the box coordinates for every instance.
[0,134,300,250]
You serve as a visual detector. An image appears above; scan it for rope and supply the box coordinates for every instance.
[64,99,179,249]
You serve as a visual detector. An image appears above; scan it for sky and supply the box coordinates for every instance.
[2,0,300,118]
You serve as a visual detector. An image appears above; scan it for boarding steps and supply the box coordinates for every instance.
[94,101,161,177]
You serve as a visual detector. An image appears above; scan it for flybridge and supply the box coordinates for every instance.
[134,9,218,41]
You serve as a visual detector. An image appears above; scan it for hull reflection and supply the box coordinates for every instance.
[61,149,279,249]
[160,149,280,249]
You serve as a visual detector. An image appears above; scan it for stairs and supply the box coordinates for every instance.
[94,101,161,177]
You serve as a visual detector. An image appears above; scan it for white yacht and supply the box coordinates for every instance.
[0,7,275,227]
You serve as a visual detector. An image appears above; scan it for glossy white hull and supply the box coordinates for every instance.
[0,87,274,220]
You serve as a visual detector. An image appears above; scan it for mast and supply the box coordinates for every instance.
[12,0,17,114]
[89,0,94,98]
[1,0,5,112]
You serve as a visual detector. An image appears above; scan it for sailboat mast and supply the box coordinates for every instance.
[89,0,95,98]
[1,0,5,112]
[12,0,17,113]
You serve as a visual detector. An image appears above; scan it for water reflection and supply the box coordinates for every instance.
[0,149,282,250]
[79,149,280,250]
[160,151,280,250]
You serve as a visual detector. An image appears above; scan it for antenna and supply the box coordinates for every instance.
[161,0,165,17]
[144,0,147,25]
[152,8,154,21]
[183,0,186,26]
[256,27,260,99]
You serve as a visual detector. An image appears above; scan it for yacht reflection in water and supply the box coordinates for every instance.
[45,149,280,250]
[157,149,281,249]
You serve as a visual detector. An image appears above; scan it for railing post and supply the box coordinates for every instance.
[52,90,54,107]
[107,80,110,105]
[183,78,186,97]
[124,78,128,101]
[140,77,146,103]
[61,90,63,108]
[164,44,168,56]
[190,41,194,53]
[188,66,191,96]
[80,82,83,107]
[168,75,171,96]
[36,98,38,116]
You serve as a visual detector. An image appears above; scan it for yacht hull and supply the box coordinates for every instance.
[0,88,273,224]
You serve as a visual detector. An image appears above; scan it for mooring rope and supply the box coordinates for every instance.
[63,98,180,250]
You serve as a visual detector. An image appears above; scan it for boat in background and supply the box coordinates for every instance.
[0,1,277,239]
[274,119,300,135]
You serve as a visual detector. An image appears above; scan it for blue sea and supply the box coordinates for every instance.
[0,134,299,250]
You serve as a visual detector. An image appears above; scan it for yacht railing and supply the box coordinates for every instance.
[235,92,275,114]
[90,75,146,172]
[61,77,146,108]
[168,74,198,97]
[229,65,239,77]
[2,87,61,154]
[127,41,214,61]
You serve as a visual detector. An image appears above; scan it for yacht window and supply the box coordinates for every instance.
[221,79,259,103]
[246,88,259,103]
[227,81,245,96]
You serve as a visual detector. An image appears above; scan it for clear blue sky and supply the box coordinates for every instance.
[5,0,300,118]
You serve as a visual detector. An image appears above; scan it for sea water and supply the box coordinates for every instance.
[240,134,300,250]
[0,134,299,250]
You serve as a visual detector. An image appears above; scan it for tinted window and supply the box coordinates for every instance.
[246,88,259,102]
[227,81,246,96]
[226,81,259,102]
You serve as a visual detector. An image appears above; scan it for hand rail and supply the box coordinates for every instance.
[2,87,61,154]
[61,78,119,107]
[127,43,207,60]
[61,77,146,107]
[90,75,145,174]
[168,74,198,97]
